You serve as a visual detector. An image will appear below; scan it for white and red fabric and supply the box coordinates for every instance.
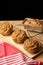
[0,42,43,65]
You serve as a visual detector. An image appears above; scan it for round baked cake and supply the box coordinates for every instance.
[0,22,13,35]
[12,30,28,43]
[23,39,42,53]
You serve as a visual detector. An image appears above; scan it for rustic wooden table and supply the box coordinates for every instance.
[0,20,43,62]
[9,20,43,62]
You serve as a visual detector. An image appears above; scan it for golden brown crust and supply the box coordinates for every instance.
[23,19,42,26]
[0,22,13,35]
[23,39,42,53]
[12,30,28,43]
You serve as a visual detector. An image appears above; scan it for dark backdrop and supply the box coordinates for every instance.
[0,2,43,20]
[0,9,43,20]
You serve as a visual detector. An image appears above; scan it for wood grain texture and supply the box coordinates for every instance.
[0,34,43,59]
[0,20,43,61]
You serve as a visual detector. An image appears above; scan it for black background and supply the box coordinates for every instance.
[0,1,43,20]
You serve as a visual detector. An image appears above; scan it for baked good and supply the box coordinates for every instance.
[23,19,42,26]
[0,22,13,35]
[12,30,28,43]
[23,39,42,53]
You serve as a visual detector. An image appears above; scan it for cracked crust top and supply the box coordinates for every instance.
[12,30,28,43]
[0,22,13,35]
[23,39,42,53]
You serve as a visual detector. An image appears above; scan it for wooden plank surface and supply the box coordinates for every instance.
[9,21,43,61]
[0,20,43,61]
[0,34,43,59]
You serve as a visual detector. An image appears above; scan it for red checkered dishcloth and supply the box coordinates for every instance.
[0,42,43,65]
